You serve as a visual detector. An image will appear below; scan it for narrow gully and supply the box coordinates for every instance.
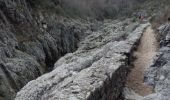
[126,26,159,96]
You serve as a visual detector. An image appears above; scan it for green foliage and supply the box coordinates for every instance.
[16,5,24,12]
[132,16,138,22]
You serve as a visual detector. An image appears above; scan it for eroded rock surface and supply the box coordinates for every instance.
[142,22,170,100]
[124,22,170,100]
[0,0,92,99]
[15,19,150,100]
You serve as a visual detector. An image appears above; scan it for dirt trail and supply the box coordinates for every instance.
[126,26,158,96]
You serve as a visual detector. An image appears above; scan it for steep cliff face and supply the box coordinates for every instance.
[0,0,91,99]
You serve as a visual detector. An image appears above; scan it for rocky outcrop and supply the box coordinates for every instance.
[142,22,170,100]
[0,0,92,99]
[15,18,150,100]
[1,0,169,100]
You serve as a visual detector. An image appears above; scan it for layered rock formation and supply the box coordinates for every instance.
[15,18,150,99]
[0,0,92,99]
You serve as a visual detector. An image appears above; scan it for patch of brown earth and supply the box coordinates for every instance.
[126,26,158,96]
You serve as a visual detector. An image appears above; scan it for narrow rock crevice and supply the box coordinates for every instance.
[139,22,170,100]
[124,26,159,99]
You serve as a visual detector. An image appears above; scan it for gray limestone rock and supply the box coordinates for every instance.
[15,22,150,100]
[0,0,91,99]
[141,23,170,100]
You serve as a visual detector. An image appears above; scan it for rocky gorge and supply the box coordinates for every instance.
[1,0,170,100]
[123,22,170,100]
[0,0,93,99]
[141,22,170,100]
[15,20,150,100]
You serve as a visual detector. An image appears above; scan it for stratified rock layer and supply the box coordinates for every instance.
[15,20,150,100]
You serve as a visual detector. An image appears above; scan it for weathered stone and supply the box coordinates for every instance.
[15,22,150,100]
[131,22,170,100]
[123,87,143,100]
[0,0,91,99]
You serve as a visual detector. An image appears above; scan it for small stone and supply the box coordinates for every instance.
[159,75,165,80]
